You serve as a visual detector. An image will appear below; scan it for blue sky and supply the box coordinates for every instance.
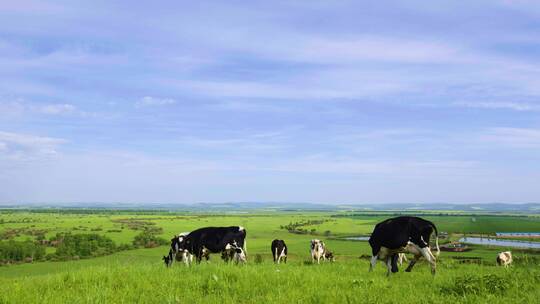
[1,1,540,204]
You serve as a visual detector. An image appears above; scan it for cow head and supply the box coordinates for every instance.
[224,241,246,264]
[311,239,324,252]
[324,250,335,262]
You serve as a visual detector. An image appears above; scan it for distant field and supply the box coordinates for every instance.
[1,209,540,303]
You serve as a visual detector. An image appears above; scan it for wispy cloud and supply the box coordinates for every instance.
[0,131,66,161]
[0,98,77,116]
[135,96,176,108]
[481,127,540,148]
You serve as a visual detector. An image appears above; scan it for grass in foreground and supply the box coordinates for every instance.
[0,259,538,304]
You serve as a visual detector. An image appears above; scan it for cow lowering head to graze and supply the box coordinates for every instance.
[368,216,440,276]
[324,250,335,262]
[496,251,512,268]
[271,239,287,264]
[177,226,247,263]
[164,232,194,267]
[222,241,246,264]
[311,239,326,264]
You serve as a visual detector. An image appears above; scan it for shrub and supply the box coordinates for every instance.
[132,230,167,248]
[54,233,117,259]
[0,240,45,263]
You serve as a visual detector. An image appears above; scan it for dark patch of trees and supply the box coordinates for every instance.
[0,228,48,240]
[0,240,45,265]
[52,233,117,260]
[280,219,329,235]
[132,229,168,248]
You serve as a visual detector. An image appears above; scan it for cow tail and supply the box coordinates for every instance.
[243,238,247,257]
[431,222,440,257]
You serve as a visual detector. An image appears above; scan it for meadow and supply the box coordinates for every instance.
[1,209,540,303]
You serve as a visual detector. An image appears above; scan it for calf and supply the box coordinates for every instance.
[271,239,288,264]
[311,239,326,264]
[368,216,440,275]
[496,251,512,268]
[178,226,247,263]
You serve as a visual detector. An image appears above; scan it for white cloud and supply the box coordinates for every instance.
[0,98,77,116]
[38,103,76,114]
[0,131,66,161]
[135,96,176,108]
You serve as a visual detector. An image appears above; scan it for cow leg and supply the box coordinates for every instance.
[182,252,188,266]
[195,248,203,264]
[402,254,408,263]
[385,256,393,276]
[275,248,278,264]
[369,255,378,272]
[419,247,436,275]
[405,255,420,272]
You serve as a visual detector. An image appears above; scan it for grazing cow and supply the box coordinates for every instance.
[311,239,327,264]
[324,250,335,262]
[177,226,247,263]
[164,232,191,267]
[368,216,440,275]
[496,251,512,268]
[164,232,212,267]
[271,239,288,264]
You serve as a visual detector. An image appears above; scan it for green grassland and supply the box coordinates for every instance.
[1,210,540,303]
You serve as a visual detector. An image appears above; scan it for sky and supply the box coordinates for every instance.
[1,0,540,205]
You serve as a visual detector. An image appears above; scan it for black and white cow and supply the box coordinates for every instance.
[164,232,190,267]
[271,239,287,264]
[496,251,512,268]
[311,239,327,264]
[368,216,440,275]
[163,232,211,267]
[177,226,247,263]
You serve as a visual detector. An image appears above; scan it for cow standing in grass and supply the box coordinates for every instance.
[311,239,327,264]
[271,239,288,264]
[177,226,247,263]
[368,216,440,276]
[497,251,512,268]
[163,232,210,267]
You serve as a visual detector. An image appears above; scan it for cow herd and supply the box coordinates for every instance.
[162,216,514,274]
